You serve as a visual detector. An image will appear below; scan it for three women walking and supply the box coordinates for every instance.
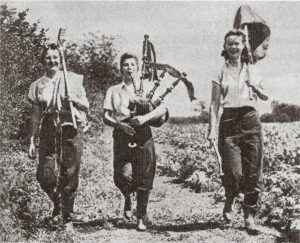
[28,14,269,233]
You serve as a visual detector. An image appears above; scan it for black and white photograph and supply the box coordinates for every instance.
[0,1,299,242]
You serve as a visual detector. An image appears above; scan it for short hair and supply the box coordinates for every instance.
[221,29,251,64]
[40,43,62,64]
[120,53,139,73]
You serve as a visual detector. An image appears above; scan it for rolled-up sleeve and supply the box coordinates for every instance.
[103,87,113,111]
[28,82,40,105]
[70,74,89,110]
[79,85,89,110]
[77,75,89,110]
[212,70,222,86]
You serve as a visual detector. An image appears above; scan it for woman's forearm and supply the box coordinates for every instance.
[30,105,43,142]
[103,111,120,128]
[73,101,89,112]
[140,105,167,125]
[209,82,221,133]
[246,80,268,101]
[209,102,219,133]
[251,85,268,101]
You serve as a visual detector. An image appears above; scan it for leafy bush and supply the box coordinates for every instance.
[0,4,122,139]
[260,166,299,230]
[168,111,209,124]
[0,4,47,139]
[64,33,122,134]
[0,146,42,241]
[154,124,221,193]
[261,101,300,123]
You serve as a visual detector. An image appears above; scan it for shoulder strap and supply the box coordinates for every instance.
[220,69,225,98]
[220,69,224,85]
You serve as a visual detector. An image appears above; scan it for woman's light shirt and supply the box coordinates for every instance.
[212,62,264,109]
[104,81,159,121]
[28,71,89,123]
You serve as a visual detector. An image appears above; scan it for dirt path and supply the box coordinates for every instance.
[24,129,283,242]
[71,175,282,243]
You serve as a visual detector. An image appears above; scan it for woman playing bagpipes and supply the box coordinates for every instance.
[207,29,269,233]
[103,53,168,231]
[28,43,89,224]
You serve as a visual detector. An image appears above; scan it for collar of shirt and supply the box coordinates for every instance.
[225,60,243,69]
[225,60,247,75]
[120,79,143,94]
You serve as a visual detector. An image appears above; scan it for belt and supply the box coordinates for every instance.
[223,106,255,113]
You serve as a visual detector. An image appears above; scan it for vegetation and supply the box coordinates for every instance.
[0,4,46,139]
[155,122,300,235]
[261,101,300,123]
[0,4,121,140]
[1,4,299,242]
[64,33,121,133]
[168,111,209,124]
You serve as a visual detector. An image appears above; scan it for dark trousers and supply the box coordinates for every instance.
[218,107,263,211]
[113,126,156,218]
[37,116,83,216]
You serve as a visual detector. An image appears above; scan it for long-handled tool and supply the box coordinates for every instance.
[57,28,77,129]
[212,141,223,176]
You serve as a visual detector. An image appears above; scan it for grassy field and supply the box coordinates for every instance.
[1,122,299,242]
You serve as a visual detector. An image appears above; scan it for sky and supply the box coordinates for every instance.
[4,1,300,116]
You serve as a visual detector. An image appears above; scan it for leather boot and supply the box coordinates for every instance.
[136,190,150,231]
[223,197,235,222]
[123,194,132,220]
[243,206,259,234]
[243,192,260,234]
[52,201,61,218]
[61,193,77,223]
[51,192,62,219]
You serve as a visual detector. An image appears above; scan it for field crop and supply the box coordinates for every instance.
[153,122,300,233]
[0,122,299,242]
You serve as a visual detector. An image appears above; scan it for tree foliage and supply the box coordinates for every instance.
[0,4,47,139]
[168,111,209,124]
[0,5,121,139]
[261,101,300,123]
[64,32,121,133]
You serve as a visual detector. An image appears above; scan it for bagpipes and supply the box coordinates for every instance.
[128,35,197,119]
[142,35,197,106]
[127,35,199,148]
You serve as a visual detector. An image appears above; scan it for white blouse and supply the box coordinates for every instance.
[103,81,155,121]
[28,71,89,124]
[212,61,264,109]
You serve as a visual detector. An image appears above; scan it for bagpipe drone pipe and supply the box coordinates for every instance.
[128,35,199,127]
[126,35,200,148]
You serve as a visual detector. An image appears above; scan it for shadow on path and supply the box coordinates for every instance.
[73,217,225,233]
[73,217,284,241]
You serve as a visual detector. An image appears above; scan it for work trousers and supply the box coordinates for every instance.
[218,107,263,211]
[37,116,83,216]
[113,126,156,195]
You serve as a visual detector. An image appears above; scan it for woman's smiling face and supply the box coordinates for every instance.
[44,48,61,72]
[225,35,245,61]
